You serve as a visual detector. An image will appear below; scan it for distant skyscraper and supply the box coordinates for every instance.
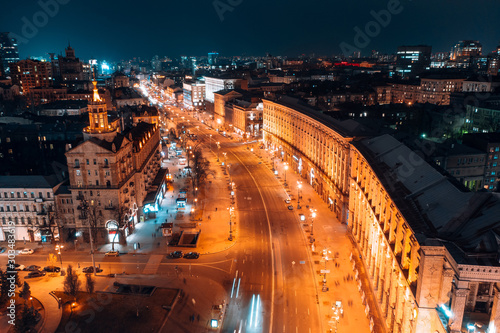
[450,40,482,60]
[0,32,20,75]
[208,52,219,66]
[395,45,432,78]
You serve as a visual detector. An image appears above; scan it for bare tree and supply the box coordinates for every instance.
[111,206,129,250]
[189,148,210,196]
[78,199,102,245]
[64,265,81,301]
[45,203,61,244]
[85,274,95,295]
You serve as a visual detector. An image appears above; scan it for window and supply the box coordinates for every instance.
[104,159,109,166]
[27,217,31,224]
[0,207,3,212]
[23,192,27,198]
[95,170,98,176]
[88,170,91,176]
[3,192,6,198]
[14,217,18,224]
[493,172,496,176]
[495,155,498,160]
[96,180,99,186]
[1,217,5,225]
[76,170,81,176]
[25,205,29,211]
[10,192,14,198]
[17,192,20,198]
[494,162,498,167]
[31,192,34,198]
[93,159,97,165]
[75,159,80,168]
[496,147,499,152]
[47,192,50,198]
[39,192,42,198]
[86,159,89,165]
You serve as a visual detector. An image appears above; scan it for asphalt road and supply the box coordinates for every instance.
[0,85,323,333]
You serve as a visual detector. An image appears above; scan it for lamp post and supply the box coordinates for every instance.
[284,163,289,186]
[310,209,316,243]
[297,181,302,209]
[228,206,234,241]
[55,244,64,267]
[223,152,227,175]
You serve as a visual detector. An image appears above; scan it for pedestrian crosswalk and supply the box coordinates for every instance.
[142,254,163,274]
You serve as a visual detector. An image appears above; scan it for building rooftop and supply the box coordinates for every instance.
[355,134,500,265]
[0,175,61,189]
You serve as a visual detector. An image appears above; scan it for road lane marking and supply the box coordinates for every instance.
[232,150,275,333]
[236,278,241,298]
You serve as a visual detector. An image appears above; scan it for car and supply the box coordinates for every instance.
[43,266,61,273]
[24,265,41,271]
[284,199,291,204]
[19,248,34,255]
[168,251,183,259]
[183,252,200,259]
[287,205,294,210]
[0,247,6,253]
[82,266,103,274]
[105,251,120,257]
[6,263,25,271]
[27,271,45,278]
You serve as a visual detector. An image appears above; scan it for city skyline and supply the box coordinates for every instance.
[2,0,500,61]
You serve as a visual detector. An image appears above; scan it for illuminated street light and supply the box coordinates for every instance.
[310,209,317,243]
[297,181,302,209]
[55,244,64,267]
[284,163,289,186]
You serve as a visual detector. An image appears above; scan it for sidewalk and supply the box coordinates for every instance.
[258,148,375,333]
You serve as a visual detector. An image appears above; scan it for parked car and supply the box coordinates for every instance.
[284,199,291,204]
[287,205,294,210]
[19,248,34,255]
[0,247,6,253]
[24,265,41,271]
[105,251,120,257]
[43,266,61,273]
[27,271,45,278]
[82,266,103,274]
[6,263,25,271]
[183,252,200,259]
[168,251,183,259]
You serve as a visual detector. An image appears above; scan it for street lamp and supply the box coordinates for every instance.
[228,206,234,241]
[297,181,302,209]
[284,163,289,186]
[310,209,316,243]
[55,244,64,267]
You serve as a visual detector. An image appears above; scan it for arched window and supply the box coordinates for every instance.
[1,217,5,224]
[21,217,25,224]
[104,158,109,166]
[27,217,32,224]
[14,217,18,224]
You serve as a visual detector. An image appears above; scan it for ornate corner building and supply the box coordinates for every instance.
[65,81,165,244]
[263,96,500,333]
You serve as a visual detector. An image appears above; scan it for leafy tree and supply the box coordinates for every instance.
[19,282,31,305]
[85,274,95,295]
[189,148,211,196]
[63,265,81,301]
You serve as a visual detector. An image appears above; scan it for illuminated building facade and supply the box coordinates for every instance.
[263,96,500,333]
[66,83,164,244]
[0,175,61,242]
[9,59,52,93]
[418,77,465,105]
[183,81,205,110]
[395,45,432,78]
[0,32,19,75]
[451,40,482,60]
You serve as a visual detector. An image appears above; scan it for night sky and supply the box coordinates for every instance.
[2,0,499,61]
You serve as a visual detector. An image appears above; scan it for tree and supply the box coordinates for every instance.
[19,282,31,305]
[189,148,210,196]
[78,199,102,246]
[0,269,9,306]
[63,265,81,301]
[111,206,129,250]
[45,203,61,244]
[46,253,58,268]
[14,305,39,333]
[85,274,95,295]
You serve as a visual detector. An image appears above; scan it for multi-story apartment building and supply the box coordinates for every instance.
[183,80,205,110]
[451,40,482,60]
[65,81,165,244]
[232,100,263,137]
[9,59,52,94]
[213,90,242,128]
[263,95,500,333]
[463,133,500,191]
[0,175,63,242]
[418,77,465,105]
